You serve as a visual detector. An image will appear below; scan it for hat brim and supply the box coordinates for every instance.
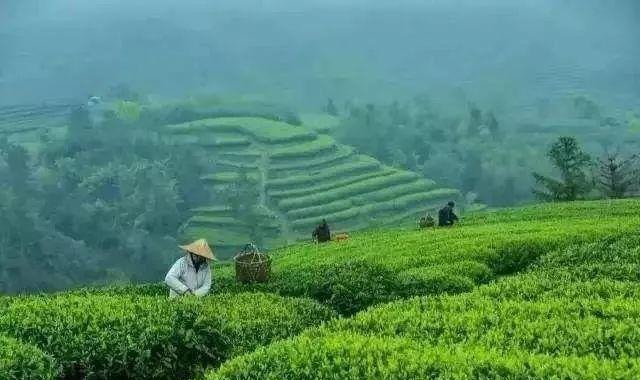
[179,239,216,260]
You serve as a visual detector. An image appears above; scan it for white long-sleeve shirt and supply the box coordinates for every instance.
[164,255,212,298]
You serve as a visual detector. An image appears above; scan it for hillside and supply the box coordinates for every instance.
[164,115,461,256]
[1,199,640,379]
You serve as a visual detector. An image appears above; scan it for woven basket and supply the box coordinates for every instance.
[234,243,271,284]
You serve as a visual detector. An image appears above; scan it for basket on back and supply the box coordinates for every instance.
[234,243,271,284]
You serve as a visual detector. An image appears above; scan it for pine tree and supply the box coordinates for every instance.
[532,136,593,201]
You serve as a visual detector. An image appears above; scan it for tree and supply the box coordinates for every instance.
[597,152,638,198]
[532,136,593,201]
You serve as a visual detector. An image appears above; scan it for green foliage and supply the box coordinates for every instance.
[270,168,395,200]
[300,113,340,133]
[335,99,530,205]
[0,292,335,379]
[266,156,379,190]
[147,99,302,126]
[210,222,640,379]
[532,136,593,201]
[269,135,336,159]
[202,200,639,315]
[167,117,314,144]
[210,334,640,380]
[114,100,141,122]
[278,172,421,211]
[0,335,57,380]
[289,188,459,230]
[0,103,213,293]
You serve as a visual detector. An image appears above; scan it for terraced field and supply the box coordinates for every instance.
[165,115,460,256]
[0,104,72,153]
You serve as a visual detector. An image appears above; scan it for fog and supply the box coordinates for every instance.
[2,0,639,108]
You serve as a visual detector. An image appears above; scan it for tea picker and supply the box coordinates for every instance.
[165,238,215,298]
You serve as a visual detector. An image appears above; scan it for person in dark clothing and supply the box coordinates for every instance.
[438,201,459,227]
[312,219,331,243]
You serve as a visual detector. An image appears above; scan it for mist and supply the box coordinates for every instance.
[2,0,639,108]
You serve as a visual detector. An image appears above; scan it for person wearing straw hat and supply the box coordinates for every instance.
[165,238,214,298]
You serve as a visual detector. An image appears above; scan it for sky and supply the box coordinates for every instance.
[1,0,639,110]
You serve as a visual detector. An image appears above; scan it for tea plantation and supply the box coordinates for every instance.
[165,115,461,257]
[2,199,639,379]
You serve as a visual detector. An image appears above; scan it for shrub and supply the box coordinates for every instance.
[0,295,222,380]
[0,293,335,379]
[209,333,640,380]
[0,335,58,380]
[305,260,399,316]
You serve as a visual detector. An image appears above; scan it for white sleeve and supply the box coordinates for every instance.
[165,258,189,295]
[193,267,212,297]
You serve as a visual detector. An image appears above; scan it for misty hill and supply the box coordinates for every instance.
[164,114,462,256]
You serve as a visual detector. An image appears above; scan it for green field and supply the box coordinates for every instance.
[160,113,458,256]
[2,199,640,379]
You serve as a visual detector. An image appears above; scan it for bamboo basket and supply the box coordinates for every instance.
[234,243,271,284]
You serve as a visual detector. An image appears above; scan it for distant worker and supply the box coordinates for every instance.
[165,238,214,298]
[312,219,331,243]
[438,201,459,227]
[418,214,435,229]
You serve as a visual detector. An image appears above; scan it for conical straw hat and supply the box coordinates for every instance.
[179,238,215,260]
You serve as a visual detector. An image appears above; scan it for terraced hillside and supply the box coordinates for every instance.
[165,116,461,256]
[0,104,72,152]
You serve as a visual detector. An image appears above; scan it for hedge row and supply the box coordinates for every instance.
[0,293,335,380]
[464,199,640,225]
[270,168,395,200]
[0,335,57,380]
[269,135,337,160]
[339,295,640,359]
[289,188,459,229]
[268,145,354,172]
[278,172,421,211]
[209,333,640,380]
[266,156,379,189]
[209,219,640,379]
[166,117,316,144]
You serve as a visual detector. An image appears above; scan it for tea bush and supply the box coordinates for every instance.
[209,333,640,380]
[64,201,640,318]
[209,224,640,379]
[0,335,58,380]
[0,292,335,379]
